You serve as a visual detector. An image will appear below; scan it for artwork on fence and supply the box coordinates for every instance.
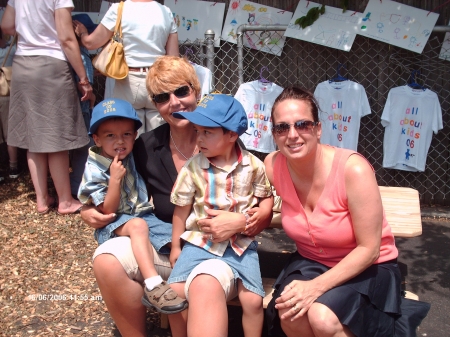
[357,0,439,54]
[284,1,363,52]
[439,21,450,61]
[165,0,225,47]
[220,0,293,56]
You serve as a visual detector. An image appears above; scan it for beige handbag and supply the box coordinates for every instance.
[0,34,17,96]
[92,1,128,80]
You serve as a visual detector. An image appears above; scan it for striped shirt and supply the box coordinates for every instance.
[78,146,153,216]
[170,145,272,256]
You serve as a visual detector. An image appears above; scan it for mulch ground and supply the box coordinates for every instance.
[0,170,170,336]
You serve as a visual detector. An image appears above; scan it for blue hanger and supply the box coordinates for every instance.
[329,63,348,83]
[259,66,271,84]
[408,70,426,91]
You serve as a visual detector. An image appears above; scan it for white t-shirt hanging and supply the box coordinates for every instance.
[192,63,213,99]
[381,85,443,172]
[235,80,283,153]
[314,80,371,151]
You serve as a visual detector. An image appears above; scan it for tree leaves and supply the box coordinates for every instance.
[342,0,349,13]
[294,5,326,29]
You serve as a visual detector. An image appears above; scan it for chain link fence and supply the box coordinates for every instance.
[92,27,450,206]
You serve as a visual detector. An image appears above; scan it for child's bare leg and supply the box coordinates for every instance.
[238,280,263,337]
[114,218,157,279]
[115,218,188,314]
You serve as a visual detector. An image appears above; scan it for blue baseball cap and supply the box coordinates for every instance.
[173,94,248,136]
[72,13,98,34]
[89,98,142,136]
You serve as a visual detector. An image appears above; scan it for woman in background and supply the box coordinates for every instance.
[73,0,179,135]
[1,0,93,215]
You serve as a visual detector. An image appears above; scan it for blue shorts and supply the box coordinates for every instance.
[168,241,264,297]
[95,212,172,254]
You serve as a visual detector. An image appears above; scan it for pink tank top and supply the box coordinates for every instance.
[273,148,398,267]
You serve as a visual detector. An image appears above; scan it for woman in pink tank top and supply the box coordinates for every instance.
[264,87,429,337]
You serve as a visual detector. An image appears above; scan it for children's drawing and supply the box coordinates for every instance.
[439,21,450,61]
[357,0,439,54]
[284,2,363,52]
[220,0,293,56]
[164,0,225,47]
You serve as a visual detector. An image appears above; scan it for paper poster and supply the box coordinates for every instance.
[439,32,450,61]
[164,0,225,47]
[439,21,450,61]
[284,2,363,52]
[221,0,293,56]
[357,0,439,54]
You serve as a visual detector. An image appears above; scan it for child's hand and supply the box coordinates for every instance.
[109,154,126,182]
[241,208,262,236]
[169,247,182,268]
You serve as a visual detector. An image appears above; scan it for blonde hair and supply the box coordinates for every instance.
[146,56,201,99]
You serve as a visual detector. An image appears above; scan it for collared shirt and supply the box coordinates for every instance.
[170,145,272,257]
[78,146,153,216]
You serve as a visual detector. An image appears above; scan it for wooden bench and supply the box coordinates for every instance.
[160,186,422,329]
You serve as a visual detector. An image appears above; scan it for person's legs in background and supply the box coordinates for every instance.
[8,144,20,178]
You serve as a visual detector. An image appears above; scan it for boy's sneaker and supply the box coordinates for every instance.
[9,167,21,179]
[141,281,188,314]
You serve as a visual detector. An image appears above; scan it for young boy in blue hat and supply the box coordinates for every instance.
[78,98,187,314]
[168,94,273,337]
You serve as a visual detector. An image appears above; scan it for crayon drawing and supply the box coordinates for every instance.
[165,0,225,47]
[221,0,293,56]
[357,0,439,54]
[284,1,363,52]
[439,21,450,61]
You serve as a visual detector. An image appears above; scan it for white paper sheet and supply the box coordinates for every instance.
[284,1,363,52]
[165,0,225,47]
[357,0,439,54]
[221,0,293,56]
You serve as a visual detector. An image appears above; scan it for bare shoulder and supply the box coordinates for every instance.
[345,153,380,198]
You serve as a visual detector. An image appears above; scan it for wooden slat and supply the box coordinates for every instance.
[270,186,422,238]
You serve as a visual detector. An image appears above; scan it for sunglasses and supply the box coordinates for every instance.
[152,84,192,104]
[272,120,319,135]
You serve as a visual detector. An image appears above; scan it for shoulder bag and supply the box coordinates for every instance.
[92,1,128,80]
[0,34,17,96]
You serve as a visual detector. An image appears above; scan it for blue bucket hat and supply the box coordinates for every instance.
[72,13,98,34]
[173,94,248,136]
[89,98,142,136]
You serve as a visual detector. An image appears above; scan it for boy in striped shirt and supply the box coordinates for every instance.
[168,94,273,337]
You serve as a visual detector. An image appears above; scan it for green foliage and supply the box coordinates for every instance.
[294,4,326,29]
[342,0,349,13]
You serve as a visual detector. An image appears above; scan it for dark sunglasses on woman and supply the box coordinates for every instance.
[272,120,319,136]
[152,84,192,104]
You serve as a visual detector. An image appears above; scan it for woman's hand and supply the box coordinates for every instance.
[275,280,324,321]
[197,209,246,242]
[80,205,116,229]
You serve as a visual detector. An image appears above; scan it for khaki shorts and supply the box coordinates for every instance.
[92,237,237,300]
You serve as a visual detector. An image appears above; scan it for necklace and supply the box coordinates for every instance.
[170,131,197,160]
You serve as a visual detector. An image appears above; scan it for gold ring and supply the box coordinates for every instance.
[288,298,293,306]
[293,303,299,313]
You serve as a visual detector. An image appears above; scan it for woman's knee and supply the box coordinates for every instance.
[93,253,126,284]
[308,303,345,335]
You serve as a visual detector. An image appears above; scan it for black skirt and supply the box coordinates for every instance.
[266,252,430,337]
